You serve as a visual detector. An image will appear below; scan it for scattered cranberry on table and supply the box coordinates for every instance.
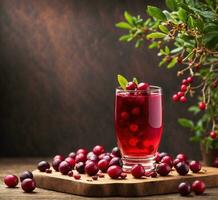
[192,180,205,195]
[68,152,76,159]
[73,173,81,180]
[120,172,127,179]
[21,178,36,193]
[189,160,201,173]
[178,182,191,196]
[93,145,105,156]
[107,165,122,179]
[161,155,173,167]
[68,171,73,177]
[75,153,87,163]
[65,157,76,168]
[4,175,19,188]
[111,147,121,158]
[53,155,65,161]
[156,163,171,176]
[52,159,62,171]
[131,164,145,178]
[85,161,99,176]
[75,162,85,174]
[176,153,188,162]
[58,161,72,175]
[175,162,189,176]
[109,157,123,167]
[19,171,33,182]
[98,159,109,172]
[37,161,50,172]
[76,148,88,156]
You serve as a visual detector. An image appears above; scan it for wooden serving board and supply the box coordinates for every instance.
[33,167,218,197]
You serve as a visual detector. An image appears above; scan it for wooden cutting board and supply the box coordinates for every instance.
[33,167,218,197]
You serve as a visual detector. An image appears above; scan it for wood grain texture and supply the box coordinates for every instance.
[33,167,218,197]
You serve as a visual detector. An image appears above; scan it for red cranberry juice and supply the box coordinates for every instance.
[115,91,162,157]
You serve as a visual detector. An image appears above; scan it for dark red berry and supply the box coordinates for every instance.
[159,152,169,160]
[137,82,149,91]
[19,171,33,182]
[177,91,184,97]
[175,162,189,175]
[85,161,99,176]
[58,161,72,175]
[182,79,188,85]
[172,94,179,102]
[131,164,145,178]
[37,161,50,172]
[214,158,218,167]
[178,182,191,196]
[180,84,187,92]
[180,96,187,103]
[161,155,173,167]
[187,76,193,83]
[198,102,206,110]
[150,171,158,178]
[21,178,36,193]
[68,171,73,177]
[52,159,62,171]
[176,153,188,162]
[4,175,18,188]
[98,159,109,172]
[73,173,81,180]
[173,158,181,167]
[102,155,112,161]
[65,157,75,168]
[75,153,87,163]
[53,155,64,161]
[155,152,161,163]
[107,165,122,179]
[120,172,127,179]
[126,82,137,90]
[156,163,171,176]
[210,131,217,139]
[92,175,98,180]
[45,169,52,173]
[75,162,85,174]
[189,160,201,173]
[68,152,76,159]
[192,180,205,195]
[88,154,99,163]
[76,148,88,155]
[109,157,123,167]
[120,112,129,121]
[93,145,105,156]
[87,152,95,160]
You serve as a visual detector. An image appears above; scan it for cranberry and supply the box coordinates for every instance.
[120,112,129,121]
[53,155,64,161]
[210,131,217,139]
[131,107,141,116]
[68,152,76,159]
[37,161,50,172]
[178,182,191,196]
[87,152,95,159]
[58,161,72,175]
[173,158,181,167]
[131,164,145,178]
[21,178,36,193]
[19,171,33,182]
[159,152,169,160]
[85,161,99,176]
[137,82,149,90]
[92,175,98,180]
[93,145,105,156]
[98,159,109,172]
[187,76,193,83]
[180,84,187,92]
[120,172,127,179]
[150,171,158,178]
[73,173,81,180]
[180,96,187,103]
[88,154,99,163]
[75,153,87,163]
[198,102,206,110]
[161,155,173,167]
[4,175,18,188]
[126,82,137,90]
[45,169,52,173]
[192,180,205,195]
[76,148,88,155]
[75,162,85,174]
[182,79,188,85]
[109,157,123,167]
[129,123,139,132]
[189,160,201,173]
[111,147,121,157]
[107,165,122,179]
[155,152,161,163]
[172,94,179,102]
[52,159,62,171]
[177,91,184,97]
[176,153,187,162]
[65,157,75,168]
[176,162,189,175]
[68,171,73,177]
[103,155,112,161]
[156,163,171,176]
[214,157,218,167]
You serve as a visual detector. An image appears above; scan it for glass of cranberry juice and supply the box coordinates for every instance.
[115,86,163,172]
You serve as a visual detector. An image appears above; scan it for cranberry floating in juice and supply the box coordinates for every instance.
[115,75,163,171]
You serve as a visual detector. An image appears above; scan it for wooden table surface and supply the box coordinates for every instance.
[1,158,218,200]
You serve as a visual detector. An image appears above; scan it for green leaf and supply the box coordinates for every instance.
[167,57,177,68]
[178,8,187,23]
[119,34,131,42]
[165,0,178,11]
[188,106,200,114]
[135,39,143,48]
[117,74,128,90]
[159,58,167,67]
[148,41,158,49]
[159,25,169,34]
[132,77,138,85]
[116,22,132,30]
[187,16,194,28]
[146,32,167,39]
[147,6,167,21]
[178,118,194,128]
[190,135,201,142]
[124,11,134,25]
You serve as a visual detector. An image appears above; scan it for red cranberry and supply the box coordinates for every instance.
[73,173,81,180]
[180,96,187,103]
[21,178,36,193]
[75,153,87,163]
[126,82,137,90]
[45,169,52,173]
[103,155,112,162]
[87,151,95,159]
[107,165,122,179]
[187,76,193,83]
[4,175,18,188]
[176,162,189,175]
[177,91,184,97]
[65,157,75,168]
[214,157,218,167]
[198,102,206,110]
[172,94,179,102]
[92,175,98,180]
[182,79,188,85]
[189,160,201,173]
[98,153,106,160]
[52,159,62,171]
[76,148,88,155]
[75,162,85,174]
[155,152,161,163]
[150,171,158,178]
[159,152,169,160]
[93,145,105,156]
[178,182,191,196]
[19,171,33,182]
[137,82,149,90]
[98,159,109,172]
[109,157,123,167]
[131,164,145,178]
[129,123,139,132]
[111,147,121,158]
[37,161,50,172]
[176,153,187,162]
[131,107,141,116]
[192,180,205,195]
[68,152,76,159]
[88,154,99,163]
[161,155,173,167]
[85,161,99,176]
[68,171,73,177]
[173,158,181,167]
[53,155,64,161]
[156,163,171,176]
[120,112,129,121]
[58,161,72,175]
[120,172,127,179]
[180,84,187,92]
[210,131,217,139]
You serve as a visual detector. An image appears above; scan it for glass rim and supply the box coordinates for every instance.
[116,85,162,93]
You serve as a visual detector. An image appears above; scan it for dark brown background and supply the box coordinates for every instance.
[0,0,200,159]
